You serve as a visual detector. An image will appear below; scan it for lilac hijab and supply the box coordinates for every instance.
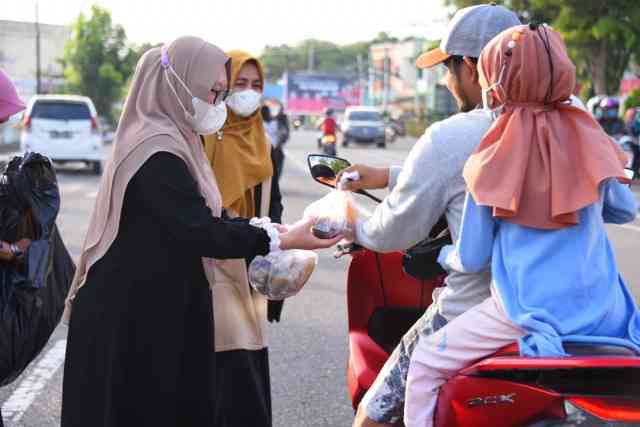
[0,69,26,120]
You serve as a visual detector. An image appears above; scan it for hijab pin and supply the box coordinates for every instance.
[161,47,171,69]
[216,130,224,141]
[505,30,522,56]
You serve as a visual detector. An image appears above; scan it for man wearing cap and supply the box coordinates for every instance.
[344,5,521,427]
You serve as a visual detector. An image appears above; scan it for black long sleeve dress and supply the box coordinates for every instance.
[61,152,270,427]
[255,146,285,322]
[212,149,285,427]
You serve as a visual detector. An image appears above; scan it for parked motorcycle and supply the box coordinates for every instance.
[385,119,406,144]
[307,153,640,427]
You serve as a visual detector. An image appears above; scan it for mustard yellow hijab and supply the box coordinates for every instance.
[203,50,273,218]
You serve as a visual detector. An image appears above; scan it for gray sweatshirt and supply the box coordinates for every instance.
[355,109,493,321]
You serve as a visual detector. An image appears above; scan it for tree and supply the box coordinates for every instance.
[624,87,640,112]
[59,5,137,123]
[444,0,555,22]
[554,1,640,95]
[260,38,379,81]
[444,0,640,95]
[372,32,399,44]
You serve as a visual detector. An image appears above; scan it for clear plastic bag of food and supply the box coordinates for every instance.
[303,189,358,241]
[248,250,318,300]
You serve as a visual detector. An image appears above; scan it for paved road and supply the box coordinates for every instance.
[1,130,639,427]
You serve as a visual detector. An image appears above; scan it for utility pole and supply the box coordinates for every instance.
[368,52,375,107]
[382,48,390,113]
[35,0,42,94]
[414,42,421,115]
[356,54,364,105]
[307,45,314,73]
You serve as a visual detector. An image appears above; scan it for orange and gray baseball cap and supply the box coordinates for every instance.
[416,3,521,69]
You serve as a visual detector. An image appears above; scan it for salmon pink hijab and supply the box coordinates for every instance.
[463,24,628,229]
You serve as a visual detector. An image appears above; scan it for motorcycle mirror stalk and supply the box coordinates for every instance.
[307,154,382,203]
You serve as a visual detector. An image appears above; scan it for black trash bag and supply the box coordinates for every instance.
[0,152,75,387]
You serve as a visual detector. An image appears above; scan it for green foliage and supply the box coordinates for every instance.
[554,1,640,94]
[445,0,640,95]
[443,0,556,22]
[260,37,379,81]
[624,87,640,112]
[260,31,407,80]
[59,5,140,123]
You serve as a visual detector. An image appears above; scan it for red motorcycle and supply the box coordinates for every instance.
[308,154,640,426]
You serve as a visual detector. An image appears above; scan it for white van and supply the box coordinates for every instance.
[20,95,104,174]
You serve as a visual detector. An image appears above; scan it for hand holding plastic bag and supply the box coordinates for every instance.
[303,188,359,241]
[249,250,318,299]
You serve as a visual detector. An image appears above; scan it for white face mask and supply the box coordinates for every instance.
[482,61,508,119]
[189,97,228,135]
[482,85,504,119]
[226,89,262,117]
[162,55,228,135]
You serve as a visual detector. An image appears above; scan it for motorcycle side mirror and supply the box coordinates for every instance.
[308,154,351,188]
[307,154,382,203]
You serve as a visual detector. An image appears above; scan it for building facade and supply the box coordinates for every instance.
[0,20,70,144]
[0,19,70,101]
[369,38,456,118]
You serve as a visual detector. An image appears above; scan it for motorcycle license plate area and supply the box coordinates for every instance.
[50,131,73,139]
[321,135,336,144]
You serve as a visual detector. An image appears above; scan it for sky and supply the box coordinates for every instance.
[2,0,450,54]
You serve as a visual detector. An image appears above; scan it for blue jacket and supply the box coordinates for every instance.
[439,178,640,356]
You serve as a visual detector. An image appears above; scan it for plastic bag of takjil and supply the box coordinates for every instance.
[248,249,318,300]
[303,171,362,241]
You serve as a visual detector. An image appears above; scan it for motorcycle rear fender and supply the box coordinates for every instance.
[347,330,389,409]
[436,376,565,427]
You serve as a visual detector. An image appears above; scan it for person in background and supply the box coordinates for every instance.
[60,37,340,427]
[202,50,284,427]
[404,24,640,427]
[261,105,279,147]
[587,95,604,120]
[273,104,289,180]
[598,97,625,136]
[624,107,639,137]
[318,107,337,138]
[624,107,640,177]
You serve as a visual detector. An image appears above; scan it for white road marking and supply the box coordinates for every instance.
[621,223,640,233]
[1,339,67,424]
[283,149,308,173]
[59,184,84,194]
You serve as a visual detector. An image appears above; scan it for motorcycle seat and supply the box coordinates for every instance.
[564,343,639,356]
[494,342,639,357]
